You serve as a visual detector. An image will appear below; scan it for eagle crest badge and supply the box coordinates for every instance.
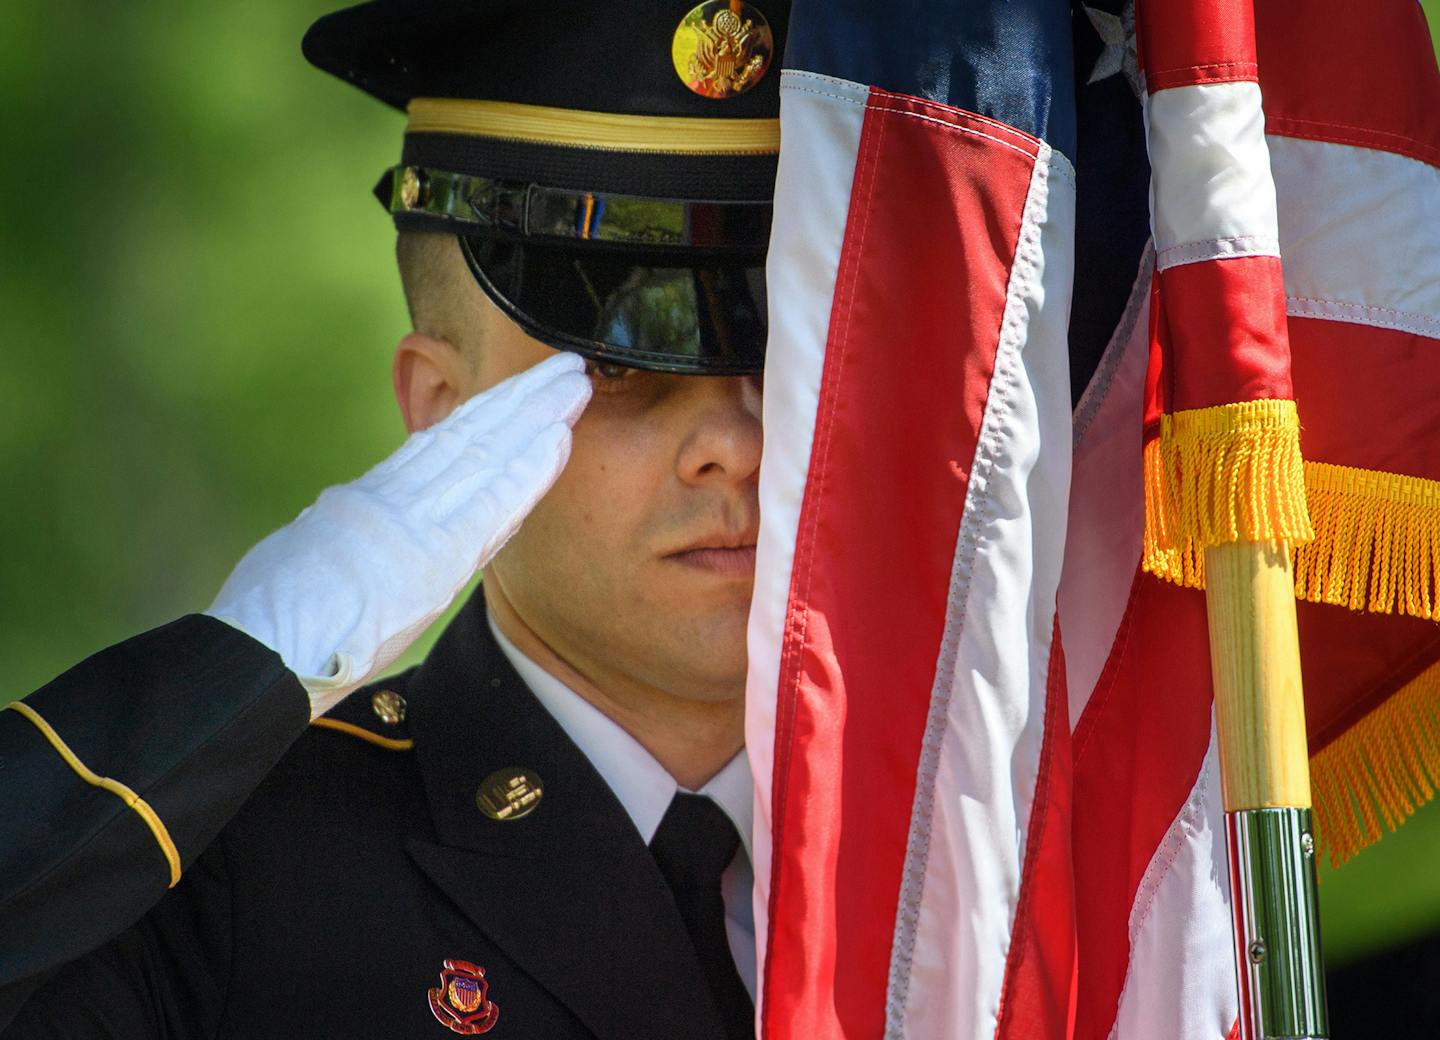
[671,1,774,99]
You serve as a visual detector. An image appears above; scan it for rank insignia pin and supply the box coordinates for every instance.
[427,959,500,1035]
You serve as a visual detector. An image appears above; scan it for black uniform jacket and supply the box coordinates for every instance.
[1,592,734,1039]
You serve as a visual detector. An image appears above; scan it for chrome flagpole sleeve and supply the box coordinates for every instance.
[1204,541,1330,1040]
[1226,807,1328,1039]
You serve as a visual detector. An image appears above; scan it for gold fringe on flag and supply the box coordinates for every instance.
[1311,658,1440,867]
[1142,399,1314,587]
[1294,462,1440,621]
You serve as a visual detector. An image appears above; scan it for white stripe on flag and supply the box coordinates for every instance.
[746,68,870,1022]
[1156,234,1280,271]
[885,143,1076,1040]
[1061,249,1152,729]
[1144,82,1280,262]
[1270,135,1440,338]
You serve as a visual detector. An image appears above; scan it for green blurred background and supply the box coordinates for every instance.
[1,0,1438,975]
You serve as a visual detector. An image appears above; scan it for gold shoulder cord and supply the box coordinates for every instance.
[310,716,414,751]
[4,701,182,888]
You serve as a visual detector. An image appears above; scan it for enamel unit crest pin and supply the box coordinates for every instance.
[428,959,500,1035]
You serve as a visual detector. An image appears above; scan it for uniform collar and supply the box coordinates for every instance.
[489,616,753,861]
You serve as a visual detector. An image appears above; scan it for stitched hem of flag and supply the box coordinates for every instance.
[1311,658,1440,867]
[1142,399,1314,587]
[1294,462,1440,621]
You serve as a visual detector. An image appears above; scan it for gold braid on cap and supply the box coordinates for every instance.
[405,98,780,155]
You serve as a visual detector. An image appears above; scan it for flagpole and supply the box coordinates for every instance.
[1204,541,1329,1039]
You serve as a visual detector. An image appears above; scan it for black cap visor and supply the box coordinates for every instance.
[383,165,770,374]
[462,237,766,375]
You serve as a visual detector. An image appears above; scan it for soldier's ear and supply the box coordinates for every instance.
[393,332,471,433]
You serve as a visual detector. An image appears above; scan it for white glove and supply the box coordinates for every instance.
[206,352,591,717]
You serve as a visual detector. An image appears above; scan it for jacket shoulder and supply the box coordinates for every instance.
[222,668,425,855]
[245,669,422,810]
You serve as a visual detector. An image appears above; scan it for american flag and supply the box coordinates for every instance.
[747,0,1440,1036]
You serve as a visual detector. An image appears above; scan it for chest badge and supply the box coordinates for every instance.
[428,959,500,1035]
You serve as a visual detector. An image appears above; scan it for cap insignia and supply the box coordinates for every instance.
[671,1,774,100]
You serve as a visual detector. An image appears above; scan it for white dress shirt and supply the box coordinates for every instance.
[489,619,757,998]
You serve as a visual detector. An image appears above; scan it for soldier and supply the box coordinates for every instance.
[0,1,783,1036]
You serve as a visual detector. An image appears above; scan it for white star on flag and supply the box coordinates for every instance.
[1082,1,1143,99]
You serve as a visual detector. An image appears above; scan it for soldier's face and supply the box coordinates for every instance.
[409,258,762,706]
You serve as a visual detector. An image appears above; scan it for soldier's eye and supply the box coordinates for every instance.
[586,360,637,382]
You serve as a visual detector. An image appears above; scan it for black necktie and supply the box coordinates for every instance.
[649,792,754,1040]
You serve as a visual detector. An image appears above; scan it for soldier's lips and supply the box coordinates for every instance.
[666,545,758,576]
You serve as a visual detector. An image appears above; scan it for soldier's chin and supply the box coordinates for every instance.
[666,668,748,705]
[661,629,750,703]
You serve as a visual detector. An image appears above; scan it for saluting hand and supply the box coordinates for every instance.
[206,352,591,717]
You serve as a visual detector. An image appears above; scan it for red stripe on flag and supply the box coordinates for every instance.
[1256,0,1440,167]
[1299,601,1440,754]
[1070,572,1216,1040]
[760,89,1040,1038]
[1137,0,1258,91]
[1153,256,1293,413]
[995,621,1077,1040]
[1145,63,1259,92]
[1290,317,1440,481]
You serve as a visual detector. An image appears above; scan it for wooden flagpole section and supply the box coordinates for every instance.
[1206,542,1310,809]
[1205,541,1329,1039]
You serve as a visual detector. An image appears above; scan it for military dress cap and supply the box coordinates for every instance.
[304,0,791,375]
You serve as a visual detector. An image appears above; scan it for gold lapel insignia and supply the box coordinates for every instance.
[671,1,774,99]
[476,767,544,821]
